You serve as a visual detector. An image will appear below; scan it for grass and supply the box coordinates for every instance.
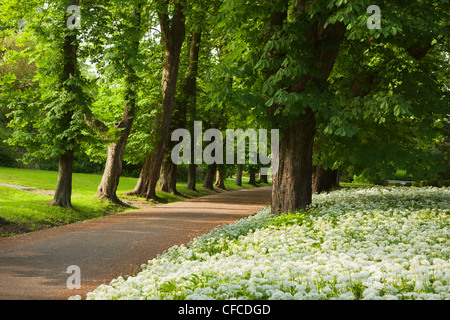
[0,167,271,238]
[340,182,375,188]
[0,185,122,236]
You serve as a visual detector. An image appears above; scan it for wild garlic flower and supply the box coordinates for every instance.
[83,187,450,301]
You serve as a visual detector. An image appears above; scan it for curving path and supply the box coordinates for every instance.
[0,186,272,300]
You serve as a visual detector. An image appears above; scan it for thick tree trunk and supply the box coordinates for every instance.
[96,74,136,203]
[203,163,216,190]
[185,31,202,191]
[52,0,79,208]
[235,164,243,186]
[96,118,134,204]
[96,136,130,204]
[158,159,179,195]
[129,4,185,200]
[261,174,268,184]
[52,150,74,208]
[158,98,182,196]
[187,164,197,191]
[249,171,257,186]
[312,162,340,194]
[214,165,227,190]
[129,154,159,199]
[96,8,141,204]
[271,108,316,215]
[265,3,345,214]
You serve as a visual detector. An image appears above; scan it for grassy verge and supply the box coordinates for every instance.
[0,167,270,238]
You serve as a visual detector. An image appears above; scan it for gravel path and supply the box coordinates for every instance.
[0,183,55,196]
[0,186,272,300]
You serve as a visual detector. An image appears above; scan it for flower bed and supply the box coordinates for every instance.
[80,187,450,300]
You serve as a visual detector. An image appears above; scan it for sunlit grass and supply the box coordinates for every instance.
[0,185,129,237]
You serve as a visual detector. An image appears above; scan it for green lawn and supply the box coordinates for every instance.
[340,182,375,188]
[0,167,271,238]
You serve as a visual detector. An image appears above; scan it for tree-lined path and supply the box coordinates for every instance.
[0,186,271,300]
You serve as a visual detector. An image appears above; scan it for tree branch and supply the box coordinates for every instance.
[84,111,109,135]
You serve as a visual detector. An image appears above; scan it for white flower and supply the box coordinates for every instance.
[414,284,425,292]
[293,292,305,300]
[337,292,355,300]
[384,285,398,294]
[83,187,450,301]
[363,288,380,298]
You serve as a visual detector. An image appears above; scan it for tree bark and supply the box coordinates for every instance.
[203,163,216,190]
[96,132,131,204]
[52,0,79,208]
[261,173,268,184]
[187,164,197,191]
[52,150,74,208]
[266,3,346,214]
[312,162,340,194]
[235,164,243,186]
[128,3,185,200]
[96,7,141,204]
[249,171,257,186]
[158,159,179,195]
[157,96,183,196]
[271,108,316,214]
[129,155,157,199]
[185,31,202,191]
[214,165,227,190]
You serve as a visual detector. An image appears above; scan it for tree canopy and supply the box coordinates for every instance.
[0,0,448,211]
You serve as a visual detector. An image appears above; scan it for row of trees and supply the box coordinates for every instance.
[0,0,448,214]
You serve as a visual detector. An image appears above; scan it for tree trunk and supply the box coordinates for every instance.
[214,165,227,190]
[249,171,257,185]
[52,0,79,208]
[158,96,183,196]
[185,31,202,191]
[96,7,141,204]
[158,159,179,195]
[96,67,137,203]
[52,150,74,208]
[129,4,185,200]
[261,174,268,184]
[235,164,243,186]
[129,154,159,199]
[187,164,197,191]
[312,162,339,194]
[271,108,316,215]
[265,5,345,214]
[96,138,129,204]
[203,163,216,190]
